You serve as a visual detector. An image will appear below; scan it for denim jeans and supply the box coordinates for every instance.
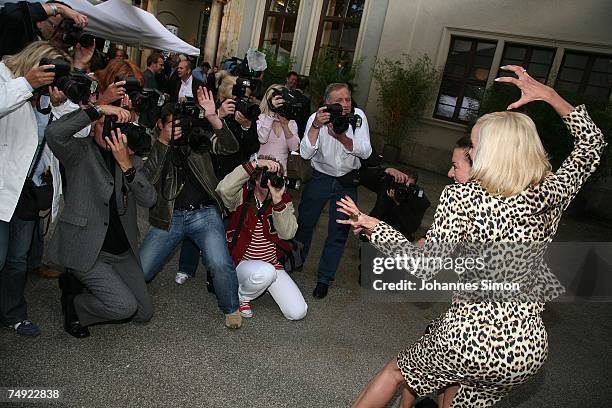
[295,170,358,285]
[0,215,36,325]
[139,205,239,314]
[27,218,45,270]
[178,238,200,278]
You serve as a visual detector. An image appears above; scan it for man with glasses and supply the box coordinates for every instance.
[0,0,88,58]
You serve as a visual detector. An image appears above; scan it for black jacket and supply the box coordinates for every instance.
[0,2,47,58]
[210,115,260,180]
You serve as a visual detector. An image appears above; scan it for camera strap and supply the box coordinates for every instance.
[230,186,254,247]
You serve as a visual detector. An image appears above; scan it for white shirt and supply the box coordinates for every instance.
[299,107,372,177]
[178,75,193,99]
[0,62,39,222]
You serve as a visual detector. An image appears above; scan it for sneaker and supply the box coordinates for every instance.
[175,272,190,285]
[8,320,41,337]
[239,301,253,318]
[224,311,242,329]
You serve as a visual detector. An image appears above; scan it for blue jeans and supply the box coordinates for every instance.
[178,238,200,278]
[27,218,45,270]
[139,205,239,314]
[0,215,36,325]
[295,170,358,285]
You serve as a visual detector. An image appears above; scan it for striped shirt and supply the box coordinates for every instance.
[242,218,283,269]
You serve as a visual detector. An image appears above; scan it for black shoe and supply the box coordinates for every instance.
[206,270,216,294]
[64,318,90,338]
[312,282,329,299]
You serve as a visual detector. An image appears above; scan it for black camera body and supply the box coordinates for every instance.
[269,87,304,121]
[62,19,95,48]
[260,170,301,191]
[115,76,165,128]
[232,77,261,121]
[38,58,95,104]
[383,174,424,202]
[170,98,212,154]
[102,115,151,157]
[324,103,362,134]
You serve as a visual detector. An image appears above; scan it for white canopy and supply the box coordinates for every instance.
[0,0,200,55]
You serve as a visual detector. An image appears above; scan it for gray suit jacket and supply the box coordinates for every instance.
[45,110,157,272]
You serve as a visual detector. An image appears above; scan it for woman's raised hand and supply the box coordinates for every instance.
[495,65,573,116]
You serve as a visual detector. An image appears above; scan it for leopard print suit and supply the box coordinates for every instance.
[369,105,607,407]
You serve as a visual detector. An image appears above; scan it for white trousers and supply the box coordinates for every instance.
[236,260,308,320]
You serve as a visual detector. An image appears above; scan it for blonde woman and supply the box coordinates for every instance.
[256,84,300,175]
[0,41,70,337]
[338,65,607,407]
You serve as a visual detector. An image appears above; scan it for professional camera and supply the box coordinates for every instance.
[170,98,212,154]
[260,170,301,191]
[102,115,151,157]
[324,103,362,134]
[62,19,95,48]
[232,77,261,121]
[38,58,96,104]
[268,87,305,121]
[115,76,165,128]
[383,174,424,202]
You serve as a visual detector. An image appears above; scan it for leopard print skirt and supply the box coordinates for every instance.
[397,302,548,407]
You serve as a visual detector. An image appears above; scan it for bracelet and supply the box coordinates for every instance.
[312,121,322,129]
[122,166,136,183]
[49,4,59,16]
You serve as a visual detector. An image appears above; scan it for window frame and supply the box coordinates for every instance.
[258,0,301,60]
[555,50,612,101]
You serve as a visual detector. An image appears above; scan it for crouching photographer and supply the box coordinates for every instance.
[44,92,156,338]
[215,157,307,320]
[139,87,245,329]
[361,167,430,242]
[0,41,71,337]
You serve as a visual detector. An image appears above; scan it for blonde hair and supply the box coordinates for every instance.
[259,84,283,116]
[471,111,551,196]
[216,70,236,101]
[3,41,70,78]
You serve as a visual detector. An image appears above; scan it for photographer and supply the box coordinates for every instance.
[0,0,88,58]
[257,84,300,174]
[296,82,372,299]
[284,71,311,138]
[139,88,244,329]
[215,157,307,320]
[361,167,430,242]
[174,71,260,286]
[44,93,155,339]
[0,41,71,337]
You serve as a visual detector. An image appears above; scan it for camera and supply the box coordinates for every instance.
[115,76,165,128]
[170,98,212,154]
[102,115,151,157]
[324,103,362,134]
[260,170,301,191]
[62,19,95,48]
[383,174,424,202]
[232,77,261,121]
[268,87,305,121]
[38,58,96,104]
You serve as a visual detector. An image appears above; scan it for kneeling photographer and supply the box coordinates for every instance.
[140,87,245,329]
[361,166,430,242]
[215,156,307,320]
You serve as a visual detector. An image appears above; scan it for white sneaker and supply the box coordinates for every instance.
[175,272,190,285]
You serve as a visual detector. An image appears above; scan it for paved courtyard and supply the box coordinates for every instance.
[1,168,611,407]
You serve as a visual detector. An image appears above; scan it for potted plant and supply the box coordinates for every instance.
[373,54,440,162]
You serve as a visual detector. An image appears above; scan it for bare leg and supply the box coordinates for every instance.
[399,384,417,408]
[352,358,413,408]
[442,385,460,408]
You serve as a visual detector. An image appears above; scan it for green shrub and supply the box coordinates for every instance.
[308,47,361,108]
[372,54,441,147]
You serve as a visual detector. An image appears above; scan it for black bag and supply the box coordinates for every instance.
[281,240,306,274]
[15,138,53,221]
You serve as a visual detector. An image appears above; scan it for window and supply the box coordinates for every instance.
[434,36,497,123]
[556,51,612,101]
[312,0,365,69]
[258,0,301,60]
[498,43,555,83]
[197,1,213,49]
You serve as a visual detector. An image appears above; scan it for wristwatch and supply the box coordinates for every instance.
[312,121,322,129]
[49,4,59,16]
[122,166,136,183]
[84,104,102,122]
